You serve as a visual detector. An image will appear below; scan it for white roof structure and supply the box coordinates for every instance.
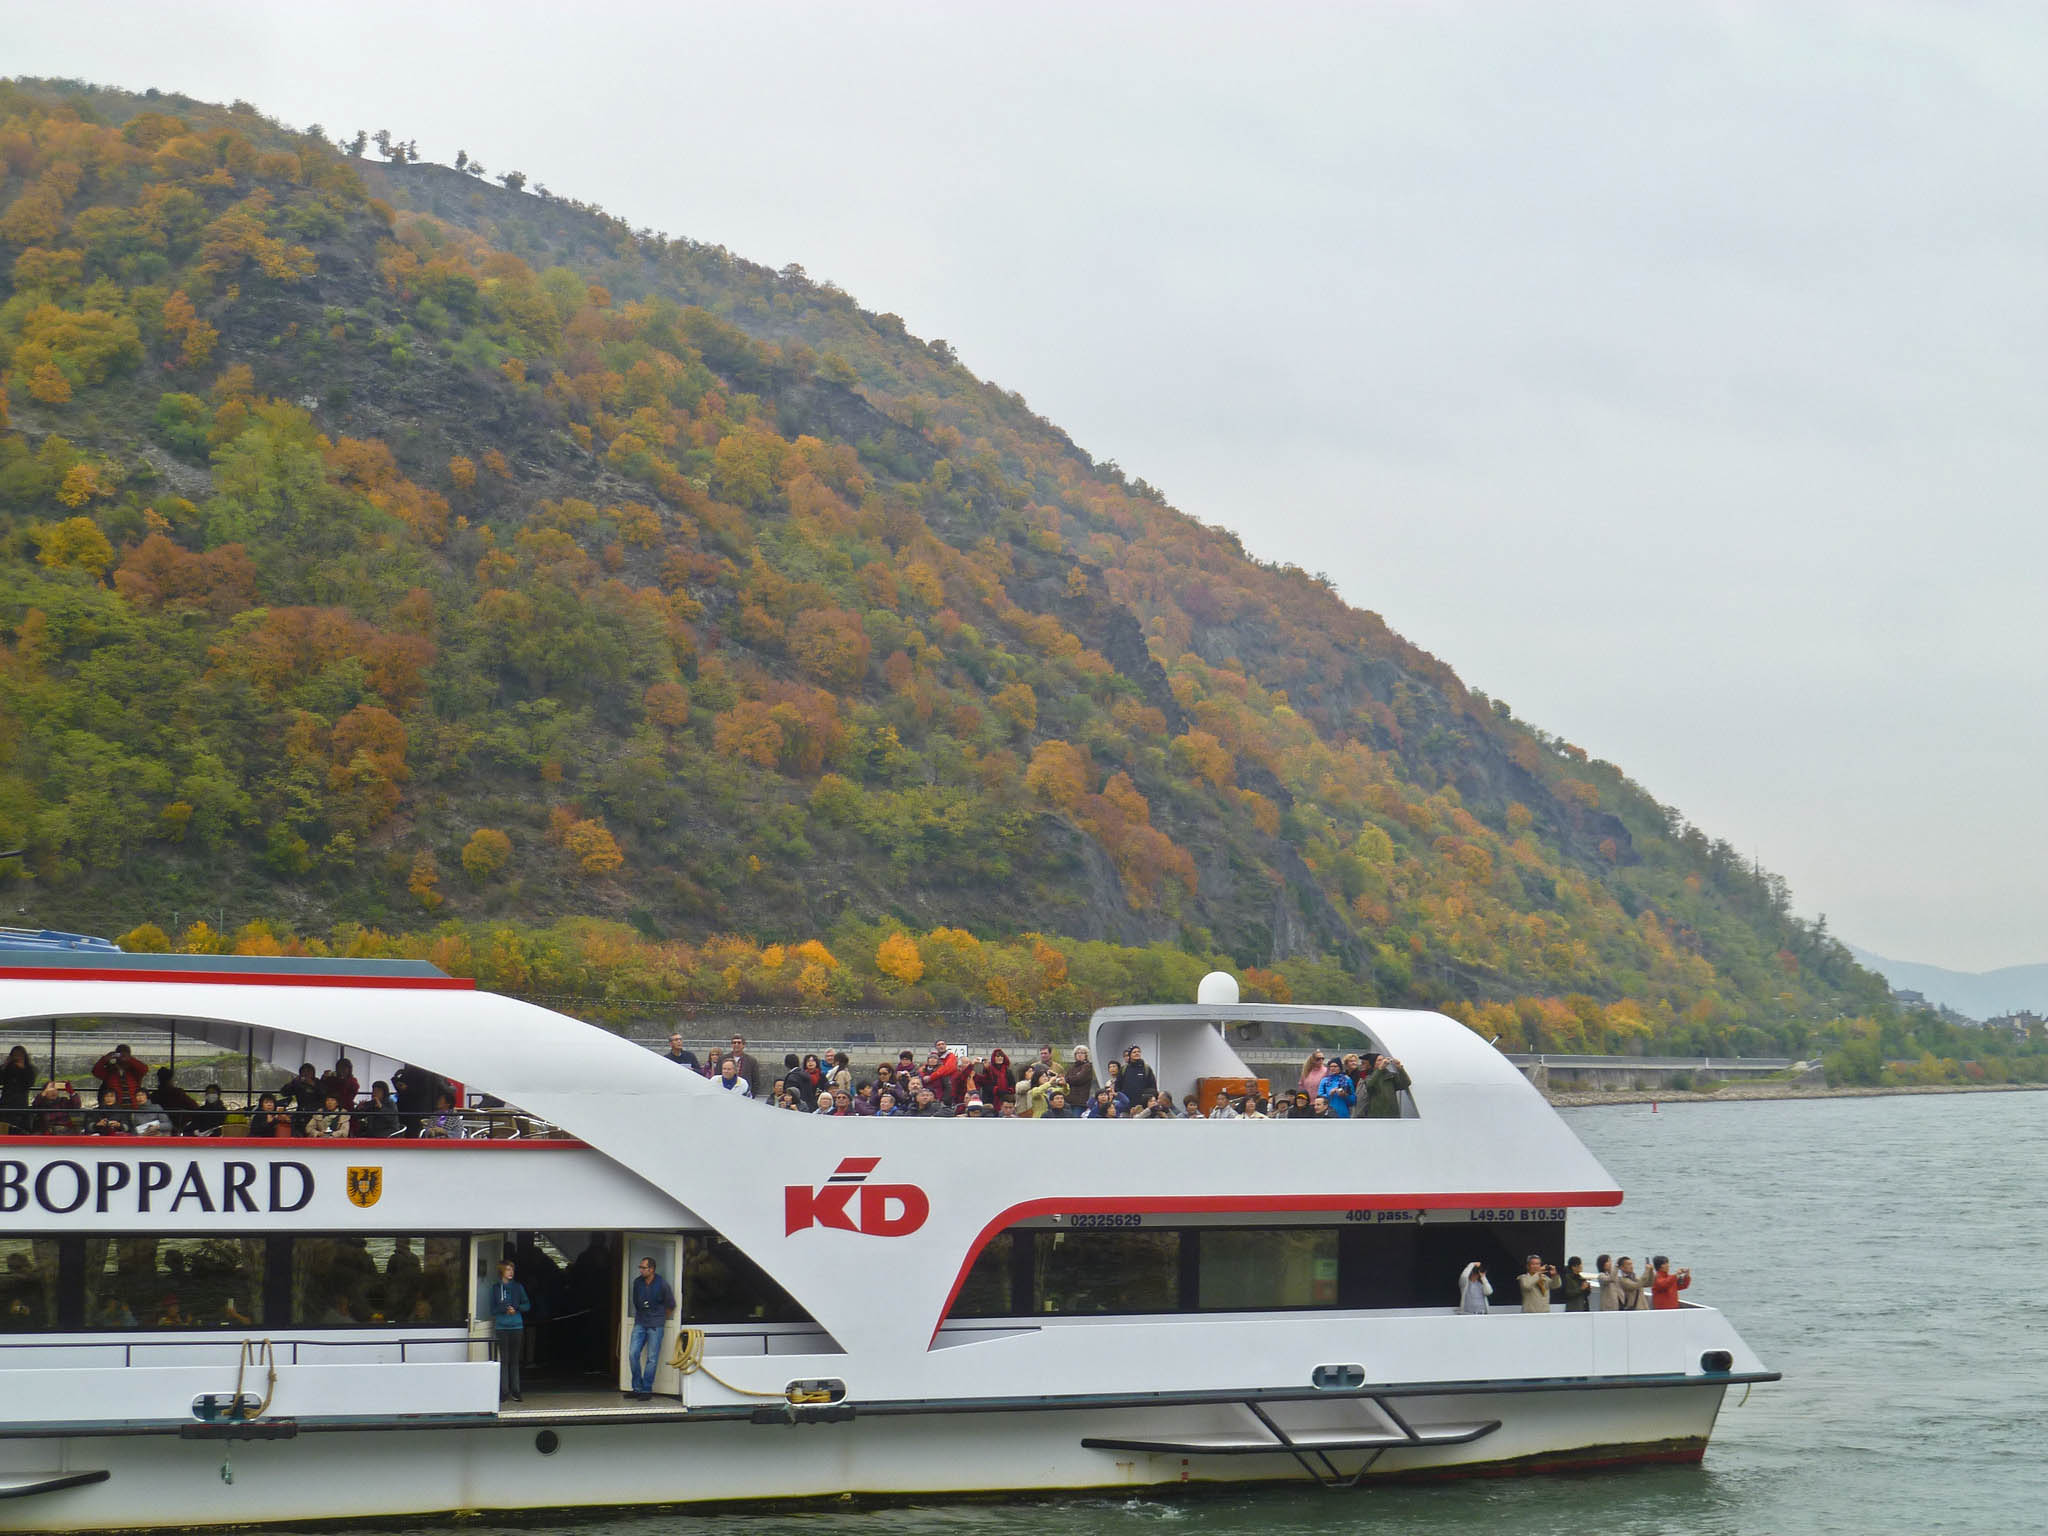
[0,972,1619,1362]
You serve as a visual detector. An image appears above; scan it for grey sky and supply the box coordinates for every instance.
[6,2,2043,970]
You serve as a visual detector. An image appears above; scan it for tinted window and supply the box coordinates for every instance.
[950,1232,1015,1319]
[1031,1230,1181,1315]
[1198,1228,1338,1310]
[0,1237,60,1331]
[291,1234,465,1327]
[684,1234,809,1324]
[85,1235,264,1330]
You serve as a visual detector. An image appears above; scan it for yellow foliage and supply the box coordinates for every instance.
[1024,740,1090,808]
[564,817,624,875]
[36,515,114,575]
[409,850,444,910]
[876,931,925,986]
[461,827,513,881]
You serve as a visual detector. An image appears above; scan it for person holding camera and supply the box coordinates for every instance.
[1519,1253,1558,1313]
[1649,1255,1693,1309]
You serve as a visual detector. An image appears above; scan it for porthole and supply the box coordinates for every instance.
[534,1430,561,1456]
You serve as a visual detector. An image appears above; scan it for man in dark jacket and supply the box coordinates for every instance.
[148,1066,203,1135]
[662,1033,701,1072]
[626,1256,676,1399]
[490,1259,531,1401]
[1362,1054,1412,1119]
[726,1035,763,1097]
[1118,1046,1159,1105]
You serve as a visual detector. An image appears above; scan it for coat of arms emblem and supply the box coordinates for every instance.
[346,1166,383,1208]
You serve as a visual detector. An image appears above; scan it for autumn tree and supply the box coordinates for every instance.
[461,828,513,882]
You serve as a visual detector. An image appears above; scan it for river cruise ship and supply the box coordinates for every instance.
[0,946,1776,1529]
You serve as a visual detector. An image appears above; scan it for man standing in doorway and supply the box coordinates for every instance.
[490,1259,531,1402]
[626,1255,676,1400]
[1119,1045,1159,1106]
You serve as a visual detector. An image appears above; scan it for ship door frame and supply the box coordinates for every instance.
[468,1231,506,1364]
[619,1231,684,1394]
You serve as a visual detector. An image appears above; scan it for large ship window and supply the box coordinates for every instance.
[949,1232,1016,1320]
[0,1237,60,1331]
[291,1234,465,1327]
[683,1235,809,1324]
[1031,1229,1181,1315]
[84,1235,264,1330]
[1198,1228,1338,1310]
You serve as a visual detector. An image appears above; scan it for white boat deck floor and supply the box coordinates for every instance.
[496,1391,689,1419]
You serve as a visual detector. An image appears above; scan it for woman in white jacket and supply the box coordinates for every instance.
[1457,1261,1493,1315]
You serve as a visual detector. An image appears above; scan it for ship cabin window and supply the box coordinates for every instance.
[683,1234,808,1324]
[0,1238,60,1331]
[1031,1229,1181,1316]
[292,1234,466,1327]
[1197,1228,1339,1310]
[84,1235,264,1330]
[947,1217,1568,1321]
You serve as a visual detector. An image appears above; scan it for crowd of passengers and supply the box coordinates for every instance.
[659,1034,1413,1119]
[0,1042,472,1139]
[1459,1253,1695,1312]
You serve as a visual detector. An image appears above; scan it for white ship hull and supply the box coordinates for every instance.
[0,1381,1728,1531]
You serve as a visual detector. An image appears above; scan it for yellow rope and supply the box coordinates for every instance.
[667,1327,833,1402]
[230,1338,276,1420]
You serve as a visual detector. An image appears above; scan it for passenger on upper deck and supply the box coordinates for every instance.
[33,1078,79,1132]
[725,1035,763,1097]
[714,1059,752,1097]
[356,1082,401,1137]
[191,1083,228,1136]
[86,1087,131,1136]
[149,1067,202,1135]
[319,1059,361,1113]
[247,1092,286,1140]
[1119,1045,1159,1105]
[0,1046,34,1132]
[1519,1255,1557,1313]
[662,1032,700,1071]
[1361,1053,1412,1119]
[91,1043,148,1108]
[1649,1256,1692,1309]
[305,1095,349,1139]
[1316,1063,1356,1118]
[1064,1046,1096,1102]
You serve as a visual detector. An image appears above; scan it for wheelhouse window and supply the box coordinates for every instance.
[949,1231,1016,1320]
[84,1235,264,1331]
[291,1234,465,1327]
[0,1238,60,1331]
[1031,1229,1181,1315]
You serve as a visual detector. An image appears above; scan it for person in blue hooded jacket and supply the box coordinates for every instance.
[490,1259,531,1402]
[1316,1066,1356,1118]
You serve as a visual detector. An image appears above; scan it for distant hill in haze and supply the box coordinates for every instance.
[0,76,1923,1055]
[1845,946,2048,1021]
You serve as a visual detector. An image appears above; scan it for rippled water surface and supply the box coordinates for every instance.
[321,1092,2048,1536]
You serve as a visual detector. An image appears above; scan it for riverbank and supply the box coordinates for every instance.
[1547,1079,2048,1107]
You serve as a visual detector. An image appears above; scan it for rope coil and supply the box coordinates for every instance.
[667,1328,835,1403]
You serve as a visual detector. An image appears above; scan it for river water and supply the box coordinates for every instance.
[346,1091,2045,1536]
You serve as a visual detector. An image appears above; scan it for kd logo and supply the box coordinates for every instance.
[345,1166,383,1209]
[785,1157,929,1237]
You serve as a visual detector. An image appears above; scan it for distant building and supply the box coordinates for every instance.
[1985,1010,2043,1039]
[1892,988,1927,1007]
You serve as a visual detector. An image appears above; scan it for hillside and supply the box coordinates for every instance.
[0,77,1927,1058]
[1846,946,2048,1023]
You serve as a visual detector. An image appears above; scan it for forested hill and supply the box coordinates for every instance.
[0,78,1900,1058]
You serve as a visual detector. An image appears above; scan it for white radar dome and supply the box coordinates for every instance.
[1197,970,1240,1006]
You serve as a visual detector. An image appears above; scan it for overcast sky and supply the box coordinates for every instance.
[6,1,2043,970]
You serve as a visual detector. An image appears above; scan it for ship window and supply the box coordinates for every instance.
[1031,1230,1181,1315]
[0,1238,61,1332]
[83,1236,265,1331]
[683,1235,809,1324]
[948,1232,1016,1319]
[290,1234,465,1327]
[1197,1228,1339,1310]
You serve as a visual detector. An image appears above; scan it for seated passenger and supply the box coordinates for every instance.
[356,1081,402,1137]
[32,1077,80,1134]
[190,1083,228,1136]
[149,1067,202,1135]
[246,1093,288,1139]
[1040,1089,1074,1119]
[420,1091,467,1138]
[912,1087,952,1118]
[961,1095,988,1117]
[874,1090,901,1117]
[1131,1091,1177,1119]
[131,1101,174,1137]
[820,1089,857,1117]
[714,1059,753,1096]
[1180,1093,1202,1118]
[304,1095,350,1139]
[1286,1090,1315,1119]
[87,1088,133,1136]
[1081,1087,1124,1119]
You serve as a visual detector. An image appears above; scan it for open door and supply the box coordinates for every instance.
[618,1232,684,1394]
[468,1232,505,1363]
